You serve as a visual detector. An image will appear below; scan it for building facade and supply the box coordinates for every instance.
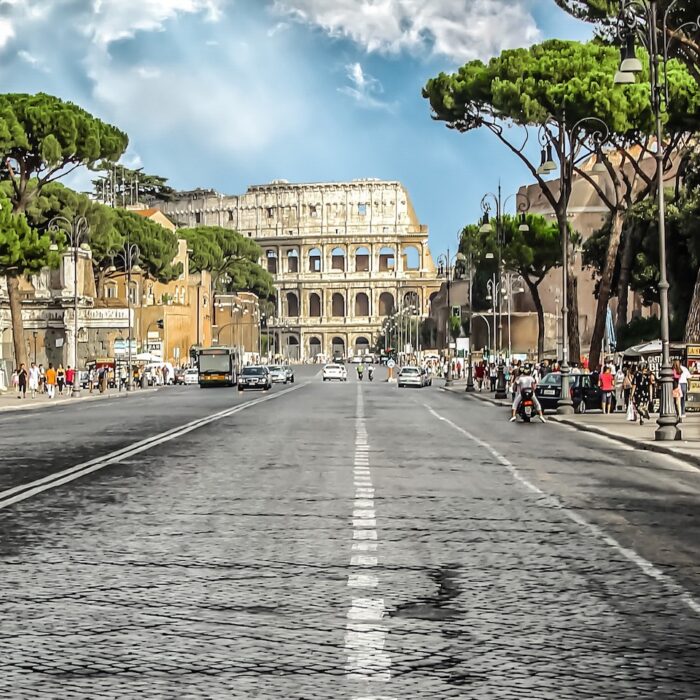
[158,179,442,361]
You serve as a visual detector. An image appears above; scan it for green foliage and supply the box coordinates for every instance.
[423,39,697,137]
[616,316,661,350]
[448,316,462,340]
[92,161,175,204]
[0,93,128,211]
[182,226,275,299]
[113,209,181,282]
[0,196,62,276]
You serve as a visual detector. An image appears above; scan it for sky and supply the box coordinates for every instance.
[0,0,593,255]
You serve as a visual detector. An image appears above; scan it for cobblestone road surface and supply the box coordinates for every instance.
[1,368,699,698]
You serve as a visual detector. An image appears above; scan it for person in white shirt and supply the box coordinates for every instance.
[28,362,40,399]
[680,363,692,417]
[510,366,546,423]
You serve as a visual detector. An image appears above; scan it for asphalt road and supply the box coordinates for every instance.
[1,366,699,699]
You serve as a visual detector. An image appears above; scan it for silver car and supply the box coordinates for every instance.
[268,365,289,384]
[398,366,424,388]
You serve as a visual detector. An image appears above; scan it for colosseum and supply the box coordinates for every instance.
[158,179,442,361]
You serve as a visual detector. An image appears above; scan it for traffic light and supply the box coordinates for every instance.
[156,319,164,330]
[451,305,461,318]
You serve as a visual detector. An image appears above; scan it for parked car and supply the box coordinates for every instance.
[267,365,289,384]
[238,366,271,391]
[398,366,425,388]
[535,372,616,413]
[323,364,348,381]
[183,368,199,385]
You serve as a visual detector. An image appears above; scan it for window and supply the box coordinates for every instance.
[195,212,201,224]
[128,283,138,305]
[309,205,318,218]
[266,207,275,219]
[105,284,117,299]
[228,210,235,221]
[358,203,367,216]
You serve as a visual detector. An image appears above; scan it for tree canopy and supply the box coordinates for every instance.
[182,226,275,299]
[92,161,175,205]
[112,209,181,283]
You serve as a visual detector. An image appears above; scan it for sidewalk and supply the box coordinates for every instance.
[0,386,156,414]
[443,380,700,469]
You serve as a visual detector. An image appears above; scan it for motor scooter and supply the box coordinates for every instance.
[517,388,535,423]
[368,367,374,382]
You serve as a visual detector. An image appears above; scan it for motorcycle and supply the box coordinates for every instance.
[517,388,535,423]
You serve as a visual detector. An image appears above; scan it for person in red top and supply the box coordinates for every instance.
[65,365,75,390]
[599,365,615,413]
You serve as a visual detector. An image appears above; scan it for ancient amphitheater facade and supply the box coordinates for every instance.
[159,179,442,361]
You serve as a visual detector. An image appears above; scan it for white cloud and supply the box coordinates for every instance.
[272,0,541,62]
[135,65,161,79]
[338,62,394,111]
[86,0,226,45]
[0,17,15,47]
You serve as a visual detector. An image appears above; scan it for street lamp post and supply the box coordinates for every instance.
[437,249,466,387]
[537,113,609,414]
[479,187,530,399]
[614,0,687,441]
[107,243,141,391]
[48,216,90,397]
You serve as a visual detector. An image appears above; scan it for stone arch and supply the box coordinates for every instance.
[354,292,370,317]
[308,336,322,359]
[429,291,440,312]
[403,290,421,312]
[266,249,278,274]
[378,292,395,316]
[286,335,300,361]
[309,292,322,318]
[308,247,322,273]
[379,246,395,272]
[402,245,421,271]
[286,291,299,317]
[332,336,346,358]
[354,246,370,272]
[331,246,346,272]
[354,336,371,355]
[332,293,346,318]
[286,249,299,273]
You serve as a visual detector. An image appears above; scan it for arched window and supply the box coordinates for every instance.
[105,282,118,299]
[309,293,322,318]
[332,336,346,357]
[379,247,395,272]
[354,337,370,355]
[286,335,300,361]
[266,249,278,274]
[378,292,395,316]
[287,249,299,273]
[308,247,322,273]
[403,291,420,313]
[354,292,370,317]
[332,293,345,317]
[286,292,299,317]
[403,245,420,271]
[355,246,370,273]
[331,247,346,272]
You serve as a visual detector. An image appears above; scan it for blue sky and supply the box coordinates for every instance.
[0,0,592,255]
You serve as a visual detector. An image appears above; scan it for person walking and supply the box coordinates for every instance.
[65,365,75,392]
[28,362,40,399]
[599,365,615,414]
[38,364,46,394]
[632,363,652,426]
[17,363,28,399]
[622,366,634,410]
[56,364,66,396]
[45,363,57,399]
[679,361,692,418]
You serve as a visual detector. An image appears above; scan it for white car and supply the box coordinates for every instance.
[183,368,199,385]
[323,363,348,381]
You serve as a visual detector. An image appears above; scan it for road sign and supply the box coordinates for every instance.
[387,359,396,369]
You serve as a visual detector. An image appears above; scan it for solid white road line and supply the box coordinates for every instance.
[0,384,305,511]
[424,402,700,617]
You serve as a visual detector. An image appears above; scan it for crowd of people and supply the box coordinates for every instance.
[11,362,76,399]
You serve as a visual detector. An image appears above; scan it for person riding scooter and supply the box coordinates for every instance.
[357,362,365,381]
[510,365,546,423]
[367,365,374,381]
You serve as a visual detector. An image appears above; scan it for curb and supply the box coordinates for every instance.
[550,417,700,468]
[0,387,159,414]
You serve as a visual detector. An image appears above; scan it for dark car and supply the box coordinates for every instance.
[535,372,616,413]
[237,366,271,391]
[174,367,187,385]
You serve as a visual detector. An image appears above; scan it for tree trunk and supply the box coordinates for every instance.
[7,274,27,368]
[684,264,700,342]
[616,225,635,331]
[568,271,581,364]
[589,209,625,369]
[525,277,545,361]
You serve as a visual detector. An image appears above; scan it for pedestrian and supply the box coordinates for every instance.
[88,367,95,394]
[66,365,75,391]
[622,365,634,410]
[489,363,497,391]
[632,363,652,426]
[56,364,66,396]
[599,365,615,414]
[17,363,28,399]
[98,366,107,393]
[28,362,40,399]
[45,363,57,399]
[679,361,691,418]
[38,363,46,393]
[672,360,683,419]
